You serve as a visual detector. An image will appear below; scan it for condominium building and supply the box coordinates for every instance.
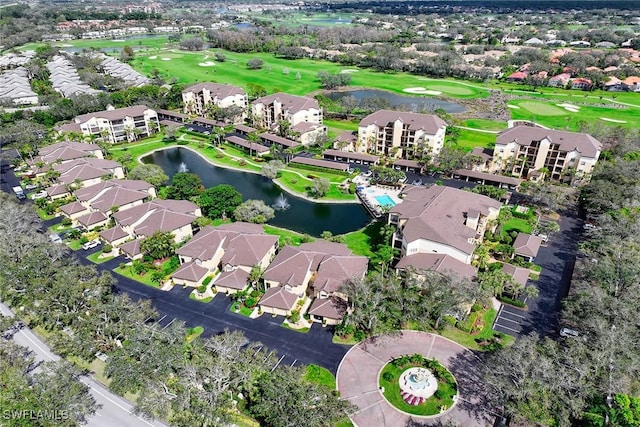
[389,186,501,265]
[251,93,323,132]
[181,83,248,121]
[62,105,159,144]
[354,110,447,159]
[492,126,602,182]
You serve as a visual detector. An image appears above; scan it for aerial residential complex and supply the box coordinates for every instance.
[59,105,160,144]
[251,92,324,136]
[389,186,501,266]
[490,127,602,182]
[181,82,248,121]
[353,110,448,159]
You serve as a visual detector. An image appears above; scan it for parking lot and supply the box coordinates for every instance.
[493,304,527,336]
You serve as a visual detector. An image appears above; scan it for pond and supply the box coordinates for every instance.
[326,89,465,114]
[141,147,371,236]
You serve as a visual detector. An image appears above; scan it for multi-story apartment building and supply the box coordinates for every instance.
[181,83,248,122]
[389,186,501,265]
[251,93,323,132]
[61,105,159,144]
[354,110,447,159]
[492,126,602,182]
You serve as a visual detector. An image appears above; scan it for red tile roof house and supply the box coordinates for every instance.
[389,186,502,265]
[571,78,593,91]
[512,233,543,262]
[547,73,571,88]
[172,222,278,290]
[506,71,528,83]
[259,241,367,319]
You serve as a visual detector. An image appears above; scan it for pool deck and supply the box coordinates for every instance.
[356,184,402,217]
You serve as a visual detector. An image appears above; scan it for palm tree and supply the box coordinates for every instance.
[247,132,261,158]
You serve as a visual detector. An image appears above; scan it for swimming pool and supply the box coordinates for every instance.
[375,195,396,207]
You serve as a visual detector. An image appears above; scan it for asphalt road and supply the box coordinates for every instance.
[78,251,351,374]
[0,302,166,427]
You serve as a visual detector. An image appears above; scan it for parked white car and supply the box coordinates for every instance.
[82,239,101,250]
[560,328,580,338]
[31,191,48,200]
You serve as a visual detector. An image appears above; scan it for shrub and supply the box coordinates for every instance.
[250,289,260,298]
[290,178,297,184]
[382,371,394,382]
[434,389,447,399]
[289,310,300,323]
[150,270,165,283]
[245,296,258,308]
[202,276,213,286]
[177,140,188,145]
[102,244,112,253]
[307,174,317,179]
[79,236,89,244]
[61,217,72,226]
[197,284,207,293]
[215,153,224,158]
[238,159,247,166]
[353,330,366,341]
[349,183,356,194]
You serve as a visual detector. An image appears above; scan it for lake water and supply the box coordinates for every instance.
[327,89,465,113]
[141,147,371,236]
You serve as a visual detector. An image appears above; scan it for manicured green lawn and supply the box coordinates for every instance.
[508,98,640,131]
[460,119,508,131]
[449,128,497,152]
[324,118,358,139]
[113,265,159,287]
[281,322,310,333]
[340,221,382,257]
[189,293,214,303]
[305,364,337,389]
[66,239,83,251]
[87,251,115,265]
[230,301,254,317]
[501,217,533,236]
[415,79,488,98]
[186,326,204,343]
[440,309,514,351]
[379,359,456,416]
[263,224,311,246]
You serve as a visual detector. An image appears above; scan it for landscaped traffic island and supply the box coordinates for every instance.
[379,354,457,416]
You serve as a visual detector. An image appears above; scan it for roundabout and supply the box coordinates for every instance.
[337,330,493,426]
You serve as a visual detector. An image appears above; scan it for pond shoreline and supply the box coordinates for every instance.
[136,144,363,205]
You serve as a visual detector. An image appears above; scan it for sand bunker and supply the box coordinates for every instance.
[507,105,520,109]
[600,117,627,123]
[565,107,579,113]
[403,87,442,95]
[148,56,157,59]
[339,69,359,74]
[556,104,580,110]
[161,58,171,61]
[198,61,216,67]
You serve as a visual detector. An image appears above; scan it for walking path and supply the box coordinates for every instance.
[337,331,495,426]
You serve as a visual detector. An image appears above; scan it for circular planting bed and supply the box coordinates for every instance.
[379,354,457,416]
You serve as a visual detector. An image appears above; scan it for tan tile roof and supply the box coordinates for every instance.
[46,183,70,196]
[60,201,87,215]
[313,255,368,294]
[502,263,530,286]
[391,186,501,256]
[395,253,478,280]
[183,82,246,98]
[221,234,278,268]
[308,296,347,320]
[360,110,447,134]
[259,286,298,311]
[119,239,141,258]
[176,226,225,261]
[259,133,300,148]
[513,233,543,258]
[134,209,195,237]
[99,226,129,243]
[324,149,379,163]
[75,105,152,123]
[252,92,319,114]
[77,211,107,228]
[213,268,249,291]
[172,261,208,283]
[263,246,314,287]
[496,126,601,158]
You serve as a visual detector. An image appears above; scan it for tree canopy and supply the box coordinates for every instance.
[128,164,168,187]
[199,184,243,219]
[166,172,204,201]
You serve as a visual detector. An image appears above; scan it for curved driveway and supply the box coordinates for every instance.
[337,331,494,426]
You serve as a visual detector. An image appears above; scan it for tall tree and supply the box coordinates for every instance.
[140,231,175,260]
[128,164,168,187]
[166,172,204,200]
[198,184,243,219]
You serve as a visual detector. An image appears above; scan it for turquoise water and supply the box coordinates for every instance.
[375,195,396,207]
